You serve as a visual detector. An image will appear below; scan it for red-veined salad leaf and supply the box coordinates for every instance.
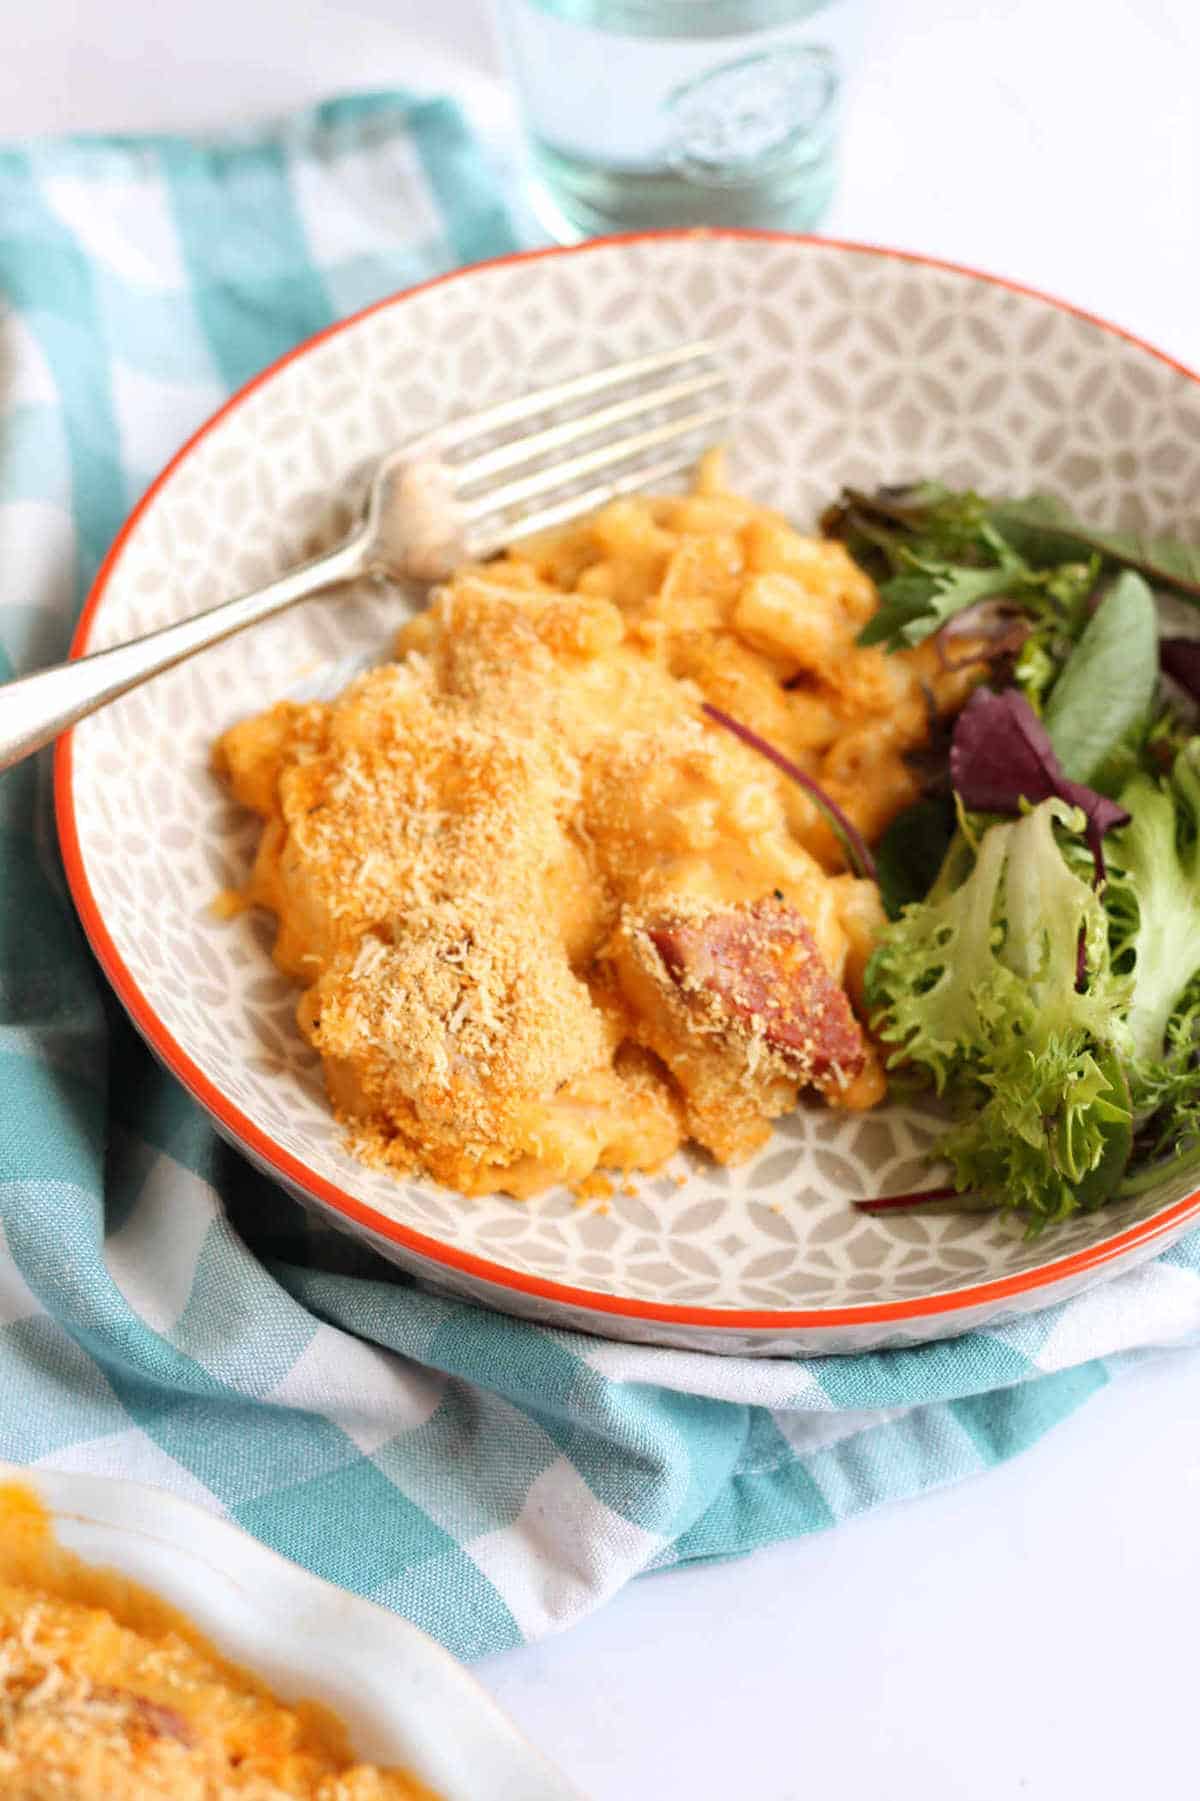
[701,702,877,881]
[1161,636,1200,704]
[989,495,1200,601]
[949,687,1130,878]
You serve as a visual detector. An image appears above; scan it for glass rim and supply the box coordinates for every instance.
[506,0,836,39]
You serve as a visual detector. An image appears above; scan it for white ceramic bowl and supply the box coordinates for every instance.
[56,230,1200,1354]
[2,1465,580,1800]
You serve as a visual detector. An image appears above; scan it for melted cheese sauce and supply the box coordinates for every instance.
[0,1484,435,1800]
[216,461,975,1197]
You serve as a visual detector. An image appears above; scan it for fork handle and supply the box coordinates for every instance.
[0,534,369,774]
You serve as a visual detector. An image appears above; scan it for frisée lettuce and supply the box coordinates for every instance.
[866,800,1133,1229]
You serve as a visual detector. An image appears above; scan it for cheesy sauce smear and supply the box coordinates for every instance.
[217,459,975,1198]
[0,1484,434,1800]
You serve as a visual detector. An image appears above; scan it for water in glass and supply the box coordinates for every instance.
[494,0,850,240]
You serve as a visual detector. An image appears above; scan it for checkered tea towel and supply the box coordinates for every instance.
[2,92,1200,1660]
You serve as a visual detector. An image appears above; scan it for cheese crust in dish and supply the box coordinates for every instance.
[216,462,974,1198]
[0,1486,432,1801]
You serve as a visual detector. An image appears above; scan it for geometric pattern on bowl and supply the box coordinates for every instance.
[57,232,1200,1353]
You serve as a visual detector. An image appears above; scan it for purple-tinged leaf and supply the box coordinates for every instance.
[853,1186,960,1215]
[1161,637,1200,705]
[949,687,1129,881]
[701,702,878,881]
[950,687,1060,812]
[1059,783,1130,883]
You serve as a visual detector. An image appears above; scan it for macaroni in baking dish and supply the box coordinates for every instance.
[216,459,975,1199]
[0,1485,434,1800]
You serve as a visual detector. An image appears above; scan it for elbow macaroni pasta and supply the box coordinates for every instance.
[216,460,976,1199]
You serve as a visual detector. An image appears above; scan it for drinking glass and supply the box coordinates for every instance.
[492,0,852,241]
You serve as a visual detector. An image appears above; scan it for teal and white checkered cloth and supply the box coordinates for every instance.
[3,93,1200,1661]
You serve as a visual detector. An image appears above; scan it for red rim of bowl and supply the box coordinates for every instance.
[54,227,1200,1333]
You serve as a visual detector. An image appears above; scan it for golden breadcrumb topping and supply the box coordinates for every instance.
[216,457,976,1196]
[0,1486,433,1801]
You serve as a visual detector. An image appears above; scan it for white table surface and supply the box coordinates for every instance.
[5,2,1200,1795]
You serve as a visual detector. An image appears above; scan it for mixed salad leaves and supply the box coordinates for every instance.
[822,484,1200,1233]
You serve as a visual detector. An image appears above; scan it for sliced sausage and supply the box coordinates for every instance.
[645,897,865,1084]
[92,1688,195,1747]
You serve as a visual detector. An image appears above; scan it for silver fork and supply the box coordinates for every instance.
[0,341,726,772]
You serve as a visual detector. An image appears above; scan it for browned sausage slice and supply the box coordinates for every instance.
[646,898,865,1083]
[92,1689,195,1747]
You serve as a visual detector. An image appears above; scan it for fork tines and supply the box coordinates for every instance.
[427,340,729,559]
